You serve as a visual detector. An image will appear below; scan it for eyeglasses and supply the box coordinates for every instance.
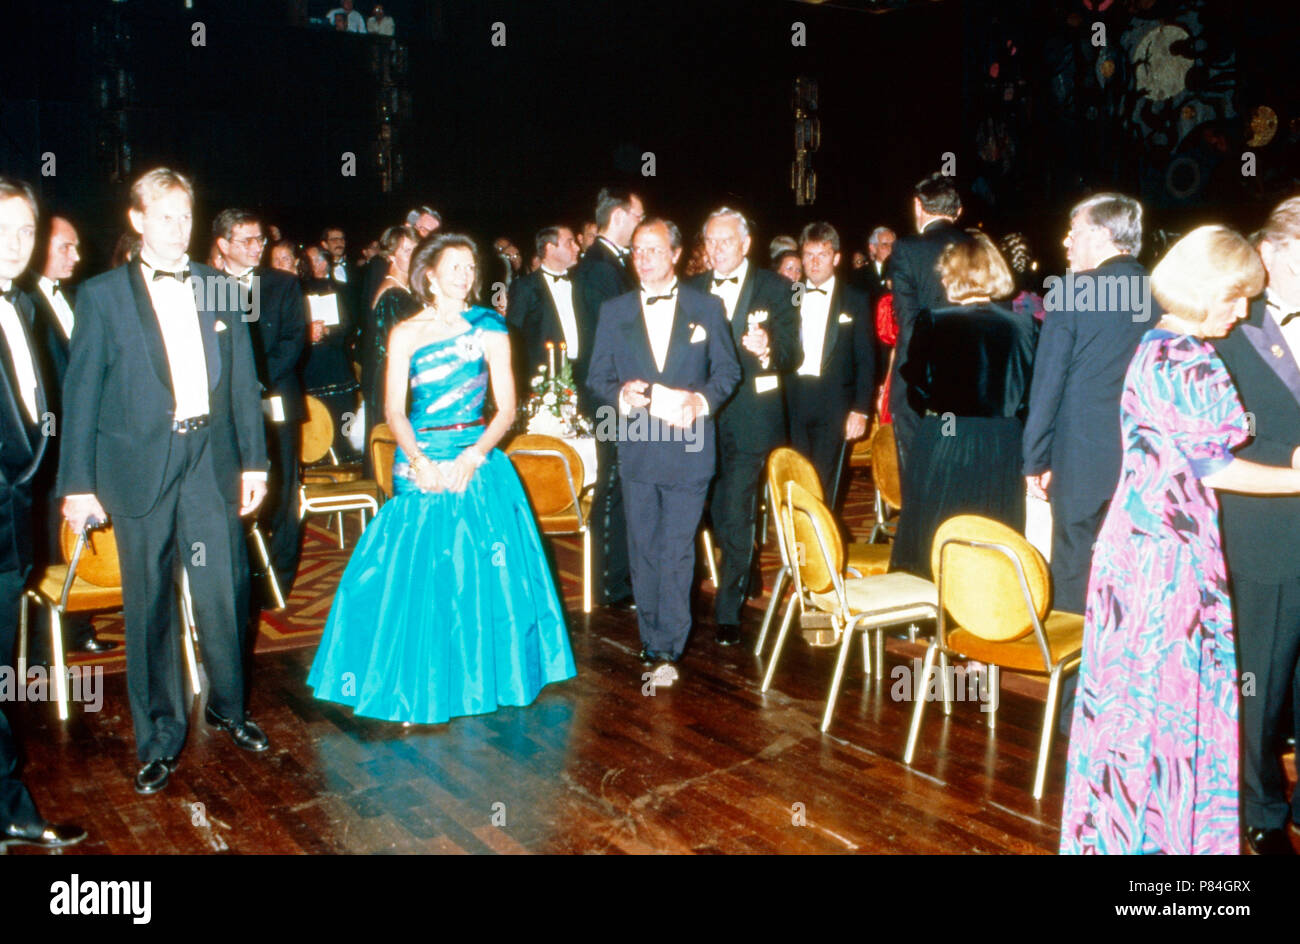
[232,235,267,248]
[703,237,739,249]
[631,246,670,259]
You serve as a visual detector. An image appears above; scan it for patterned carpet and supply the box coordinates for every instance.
[62,470,881,676]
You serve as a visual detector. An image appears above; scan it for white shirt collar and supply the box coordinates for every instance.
[805,274,836,295]
[598,235,625,258]
[641,279,678,303]
[139,249,191,273]
[713,258,749,284]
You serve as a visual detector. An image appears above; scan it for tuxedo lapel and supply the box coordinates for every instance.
[1240,298,1300,406]
[820,283,842,371]
[730,268,757,345]
[127,260,176,391]
[624,298,658,380]
[198,270,223,391]
[662,297,692,378]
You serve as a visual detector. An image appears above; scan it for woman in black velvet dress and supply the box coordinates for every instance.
[890,231,1038,577]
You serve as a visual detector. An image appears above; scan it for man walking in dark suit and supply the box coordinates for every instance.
[785,222,875,500]
[689,207,801,646]
[506,225,580,393]
[59,168,270,796]
[21,214,116,658]
[587,218,740,678]
[0,178,85,849]
[1023,193,1151,616]
[574,187,644,608]
[214,208,307,600]
[1214,197,1300,855]
[889,174,974,477]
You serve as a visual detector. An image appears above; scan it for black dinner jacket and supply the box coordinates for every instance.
[586,284,741,486]
[507,268,571,390]
[0,290,49,575]
[688,263,802,453]
[247,266,308,423]
[18,276,71,409]
[787,277,876,421]
[573,238,635,382]
[890,220,974,390]
[850,258,891,303]
[1215,296,1300,582]
[56,259,268,518]
[1021,255,1154,518]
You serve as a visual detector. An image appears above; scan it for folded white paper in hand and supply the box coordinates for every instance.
[649,383,690,425]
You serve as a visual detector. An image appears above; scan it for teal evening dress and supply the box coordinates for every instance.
[307,306,576,723]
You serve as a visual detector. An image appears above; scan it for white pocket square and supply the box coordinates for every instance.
[690,324,707,343]
[837,313,853,324]
[214,320,229,332]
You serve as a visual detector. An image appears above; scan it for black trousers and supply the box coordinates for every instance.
[623,477,709,659]
[1049,498,1108,617]
[711,426,768,627]
[788,412,844,504]
[260,416,302,594]
[591,437,632,605]
[112,427,252,763]
[1232,573,1300,830]
[888,384,920,487]
[0,564,40,832]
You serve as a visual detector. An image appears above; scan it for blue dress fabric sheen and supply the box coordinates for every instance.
[307,307,576,723]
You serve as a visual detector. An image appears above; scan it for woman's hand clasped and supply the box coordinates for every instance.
[442,448,486,493]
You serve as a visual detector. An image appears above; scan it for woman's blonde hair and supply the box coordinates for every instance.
[940,230,1015,302]
[1150,225,1265,323]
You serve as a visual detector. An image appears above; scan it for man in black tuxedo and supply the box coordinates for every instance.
[1023,194,1151,616]
[1214,197,1300,855]
[689,207,801,646]
[506,225,580,393]
[850,226,895,304]
[59,168,270,796]
[889,174,974,478]
[587,218,740,674]
[785,222,875,501]
[214,208,307,600]
[0,178,85,849]
[21,214,116,659]
[574,187,644,608]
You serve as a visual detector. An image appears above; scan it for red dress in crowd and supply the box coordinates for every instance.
[875,292,897,424]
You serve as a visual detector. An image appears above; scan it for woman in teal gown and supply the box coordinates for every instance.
[308,234,576,724]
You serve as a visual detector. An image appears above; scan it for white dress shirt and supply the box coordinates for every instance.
[140,252,210,420]
[0,282,40,422]
[540,267,579,356]
[709,258,748,322]
[641,281,678,373]
[797,274,835,378]
[38,275,75,340]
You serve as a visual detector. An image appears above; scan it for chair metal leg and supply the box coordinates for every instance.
[49,605,69,722]
[986,665,1000,729]
[904,641,940,764]
[1033,666,1066,800]
[875,628,886,682]
[335,512,345,549]
[250,524,286,610]
[938,650,954,715]
[820,621,856,732]
[754,565,788,656]
[178,570,202,696]
[760,595,799,692]
[17,592,29,668]
[861,630,871,674]
[582,528,592,614]
[701,529,719,589]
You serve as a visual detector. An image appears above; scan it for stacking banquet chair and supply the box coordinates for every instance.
[299,396,381,548]
[18,522,200,720]
[755,447,893,656]
[868,423,902,544]
[505,434,593,614]
[762,480,939,733]
[903,514,1085,799]
[369,422,399,502]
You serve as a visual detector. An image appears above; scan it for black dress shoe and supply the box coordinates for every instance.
[715,623,741,646]
[606,595,637,612]
[77,636,119,654]
[639,647,656,666]
[3,820,88,849]
[1246,827,1295,855]
[134,757,177,795]
[204,707,269,752]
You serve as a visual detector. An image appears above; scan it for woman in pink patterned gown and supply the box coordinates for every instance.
[1060,227,1300,855]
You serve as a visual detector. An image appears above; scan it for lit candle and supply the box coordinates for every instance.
[559,341,567,365]
[546,341,555,378]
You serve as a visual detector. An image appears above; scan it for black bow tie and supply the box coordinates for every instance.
[152,267,191,283]
[50,281,63,297]
[546,272,570,283]
[0,284,19,304]
[805,285,828,295]
[646,290,677,306]
[712,275,738,287]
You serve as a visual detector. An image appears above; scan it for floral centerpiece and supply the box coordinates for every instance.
[521,341,592,438]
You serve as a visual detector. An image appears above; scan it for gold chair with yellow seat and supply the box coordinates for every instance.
[761,481,939,732]
[369,422,399,501]
[754,447,894,656]
[300,394,363,485]
[505,433,593,614]
[868,423,902,543]
[18,522,201,720]
[903,514,1085,799]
